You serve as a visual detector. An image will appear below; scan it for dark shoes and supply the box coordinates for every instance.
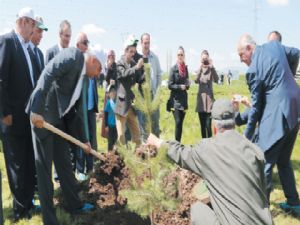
[279,202,300,217]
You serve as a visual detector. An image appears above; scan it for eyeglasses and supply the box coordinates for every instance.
[82,39,89,46]
[177,54,184,56]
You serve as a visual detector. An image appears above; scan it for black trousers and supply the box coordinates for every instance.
[32,121,82,225]
[2,126,35,216]
[198,112,212,138]
[76,110,96,173]
[264,124,300,205]
[172,109,186,142]
[108,126,118,151]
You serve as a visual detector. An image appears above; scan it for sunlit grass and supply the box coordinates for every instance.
[0,77,299,224]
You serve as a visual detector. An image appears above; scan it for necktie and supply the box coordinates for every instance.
[34,47,42,71]
[27,47,36,86]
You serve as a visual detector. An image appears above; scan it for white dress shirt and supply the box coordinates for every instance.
[63,62,86,116]
[15,29,34,86]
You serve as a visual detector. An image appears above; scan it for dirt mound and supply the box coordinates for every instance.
[64,150,203,225]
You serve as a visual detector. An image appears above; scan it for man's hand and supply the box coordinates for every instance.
[147,133,164,149]
[30,113,44,128]
[110,79,116,85]
[83,142,92,154]
[180,85,186,90]
[135,58,144,70]
[2,115,12,126]
[105,126,109,133]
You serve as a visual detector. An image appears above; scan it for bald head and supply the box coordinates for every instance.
[76,32,89,53]
[268,31,282,42]
[85,51,101,78]
[237,34,256,66]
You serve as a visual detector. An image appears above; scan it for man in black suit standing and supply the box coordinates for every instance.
[75,32,98,180]
[0,7,38,221]
[29,16,47,76]
[45,20,71,64]
[45,20,72,182]
[28,48,101,225]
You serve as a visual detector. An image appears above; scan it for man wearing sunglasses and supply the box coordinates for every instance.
[75,32,98,180]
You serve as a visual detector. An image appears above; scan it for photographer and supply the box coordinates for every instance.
[195,50,218,138]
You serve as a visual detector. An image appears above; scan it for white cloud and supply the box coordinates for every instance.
[267,0,289,6]
[81,24,106,38]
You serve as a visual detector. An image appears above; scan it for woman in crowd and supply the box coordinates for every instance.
[167,46,190,142]
[195,50,219,138]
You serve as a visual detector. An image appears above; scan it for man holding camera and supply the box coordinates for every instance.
[114,35,143,146]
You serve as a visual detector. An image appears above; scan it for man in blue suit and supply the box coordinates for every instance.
[237,34,300,215]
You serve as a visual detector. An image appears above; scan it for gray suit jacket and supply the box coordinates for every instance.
[45,44,59,65]
[27,47,88,142]
[167,130,273,225]
[114,56,138,117]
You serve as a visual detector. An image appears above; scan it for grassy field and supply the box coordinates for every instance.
[1,76,300,224]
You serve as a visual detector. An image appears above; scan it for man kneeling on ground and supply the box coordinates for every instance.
[147,99,273,225]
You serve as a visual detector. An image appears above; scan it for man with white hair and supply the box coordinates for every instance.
[237,33,300,216]
[0,7,39,221]
[27,48,100,225]
[147,99,273,225]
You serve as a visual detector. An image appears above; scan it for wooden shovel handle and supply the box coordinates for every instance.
[43,121,105,161]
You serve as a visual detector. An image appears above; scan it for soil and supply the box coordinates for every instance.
[57,150,203,225]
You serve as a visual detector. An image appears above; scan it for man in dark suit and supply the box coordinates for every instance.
[268,30,299,76]
[115,36,144,146]
[27,48,101,225]
[75,32,98,179]
[0,7,39,221]
[237,34,300,215]
[45,20,71,64]
[29,16,47,82]
[45,20,72,182]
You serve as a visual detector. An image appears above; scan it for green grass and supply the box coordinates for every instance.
[1,77,300,224]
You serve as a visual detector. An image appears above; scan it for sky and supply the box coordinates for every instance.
[0,0,299,74]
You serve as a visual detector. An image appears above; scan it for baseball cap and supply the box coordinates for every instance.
[17,7,36,21]
[35,15,48,31]
[211,99,235,120]
[123,34,138,48]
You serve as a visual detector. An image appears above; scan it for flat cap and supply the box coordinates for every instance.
[211,99,234,120]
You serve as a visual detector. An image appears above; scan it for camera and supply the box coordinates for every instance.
[143,57,149,63]
[203,60,209,66]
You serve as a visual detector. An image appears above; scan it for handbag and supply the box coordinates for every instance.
[166,97,173,112]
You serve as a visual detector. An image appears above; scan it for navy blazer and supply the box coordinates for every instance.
[45,44,59,65]
[0,30,37,134]
[245,41,300,152]
[27,47,88,142]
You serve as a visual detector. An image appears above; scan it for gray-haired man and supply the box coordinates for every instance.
[147,99,273,225]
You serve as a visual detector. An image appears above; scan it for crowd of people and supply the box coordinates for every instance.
[0,6,299,225]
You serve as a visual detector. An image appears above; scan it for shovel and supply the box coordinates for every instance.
[43,121,105,161]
